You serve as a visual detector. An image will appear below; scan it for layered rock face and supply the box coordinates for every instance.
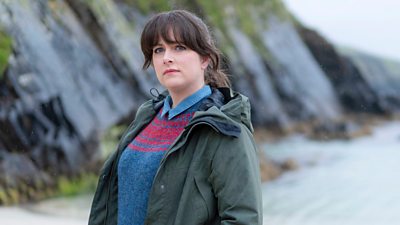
[298,27,397,114]
[0,0,144,203]
[0,0,399,203]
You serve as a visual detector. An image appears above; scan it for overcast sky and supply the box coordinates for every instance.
[282,0,400,61]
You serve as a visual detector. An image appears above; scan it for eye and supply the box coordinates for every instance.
[153,47,164,54]
[175,45,186,51]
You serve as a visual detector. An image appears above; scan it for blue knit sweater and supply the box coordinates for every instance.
[117,86,211,225]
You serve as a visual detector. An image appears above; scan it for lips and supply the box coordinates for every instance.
[163,69,179,75]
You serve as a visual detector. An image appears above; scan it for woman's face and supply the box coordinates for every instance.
[152,35,209,99]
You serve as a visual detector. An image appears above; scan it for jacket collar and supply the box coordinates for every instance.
[151,88,249,138]
[152,87,232,112]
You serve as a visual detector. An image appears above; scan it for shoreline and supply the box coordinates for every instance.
[1,119,399,224]
[0,207,87,225]
[0,194,92,225]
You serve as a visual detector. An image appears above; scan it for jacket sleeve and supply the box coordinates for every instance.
[209,126,263,225]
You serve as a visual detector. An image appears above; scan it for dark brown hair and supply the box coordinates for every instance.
[140,10,230,88]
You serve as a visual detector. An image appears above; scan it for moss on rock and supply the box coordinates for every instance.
[0,29,12,78]
[56,174,99,197]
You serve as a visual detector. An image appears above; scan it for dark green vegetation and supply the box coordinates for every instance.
[122,0,170,13]
[0,174,99,205]
[0,29,12,78]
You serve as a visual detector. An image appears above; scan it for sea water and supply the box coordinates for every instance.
[262,122,400,225]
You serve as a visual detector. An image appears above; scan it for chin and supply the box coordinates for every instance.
[165,85,184,92]
[167,83,192,92]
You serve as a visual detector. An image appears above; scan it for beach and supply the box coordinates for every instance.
[0,194,92,225]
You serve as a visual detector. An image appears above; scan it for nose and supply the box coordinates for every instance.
[163,50,173,64]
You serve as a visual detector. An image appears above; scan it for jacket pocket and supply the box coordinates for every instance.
[193,175,215,223]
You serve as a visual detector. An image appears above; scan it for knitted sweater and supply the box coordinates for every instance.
[117,86,211,225]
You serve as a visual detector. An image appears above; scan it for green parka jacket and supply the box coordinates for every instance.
[88,88,263,225]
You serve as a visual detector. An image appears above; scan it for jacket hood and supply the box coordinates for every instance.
[152,88,254,137]
[218,88,254,133]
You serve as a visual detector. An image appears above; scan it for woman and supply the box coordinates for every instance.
[89,9,262,225]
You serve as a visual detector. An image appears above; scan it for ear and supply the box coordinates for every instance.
[201,56,210,70]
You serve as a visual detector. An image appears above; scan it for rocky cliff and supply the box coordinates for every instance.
[0,0,399,204]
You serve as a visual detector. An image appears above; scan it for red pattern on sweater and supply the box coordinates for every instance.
[128,110,195,152]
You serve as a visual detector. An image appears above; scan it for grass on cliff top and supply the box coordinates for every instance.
[122,0,170,14]
[0,30,12,78]
[117,0,292,63]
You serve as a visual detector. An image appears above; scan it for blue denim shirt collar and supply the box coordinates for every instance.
[161,85,211,120]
